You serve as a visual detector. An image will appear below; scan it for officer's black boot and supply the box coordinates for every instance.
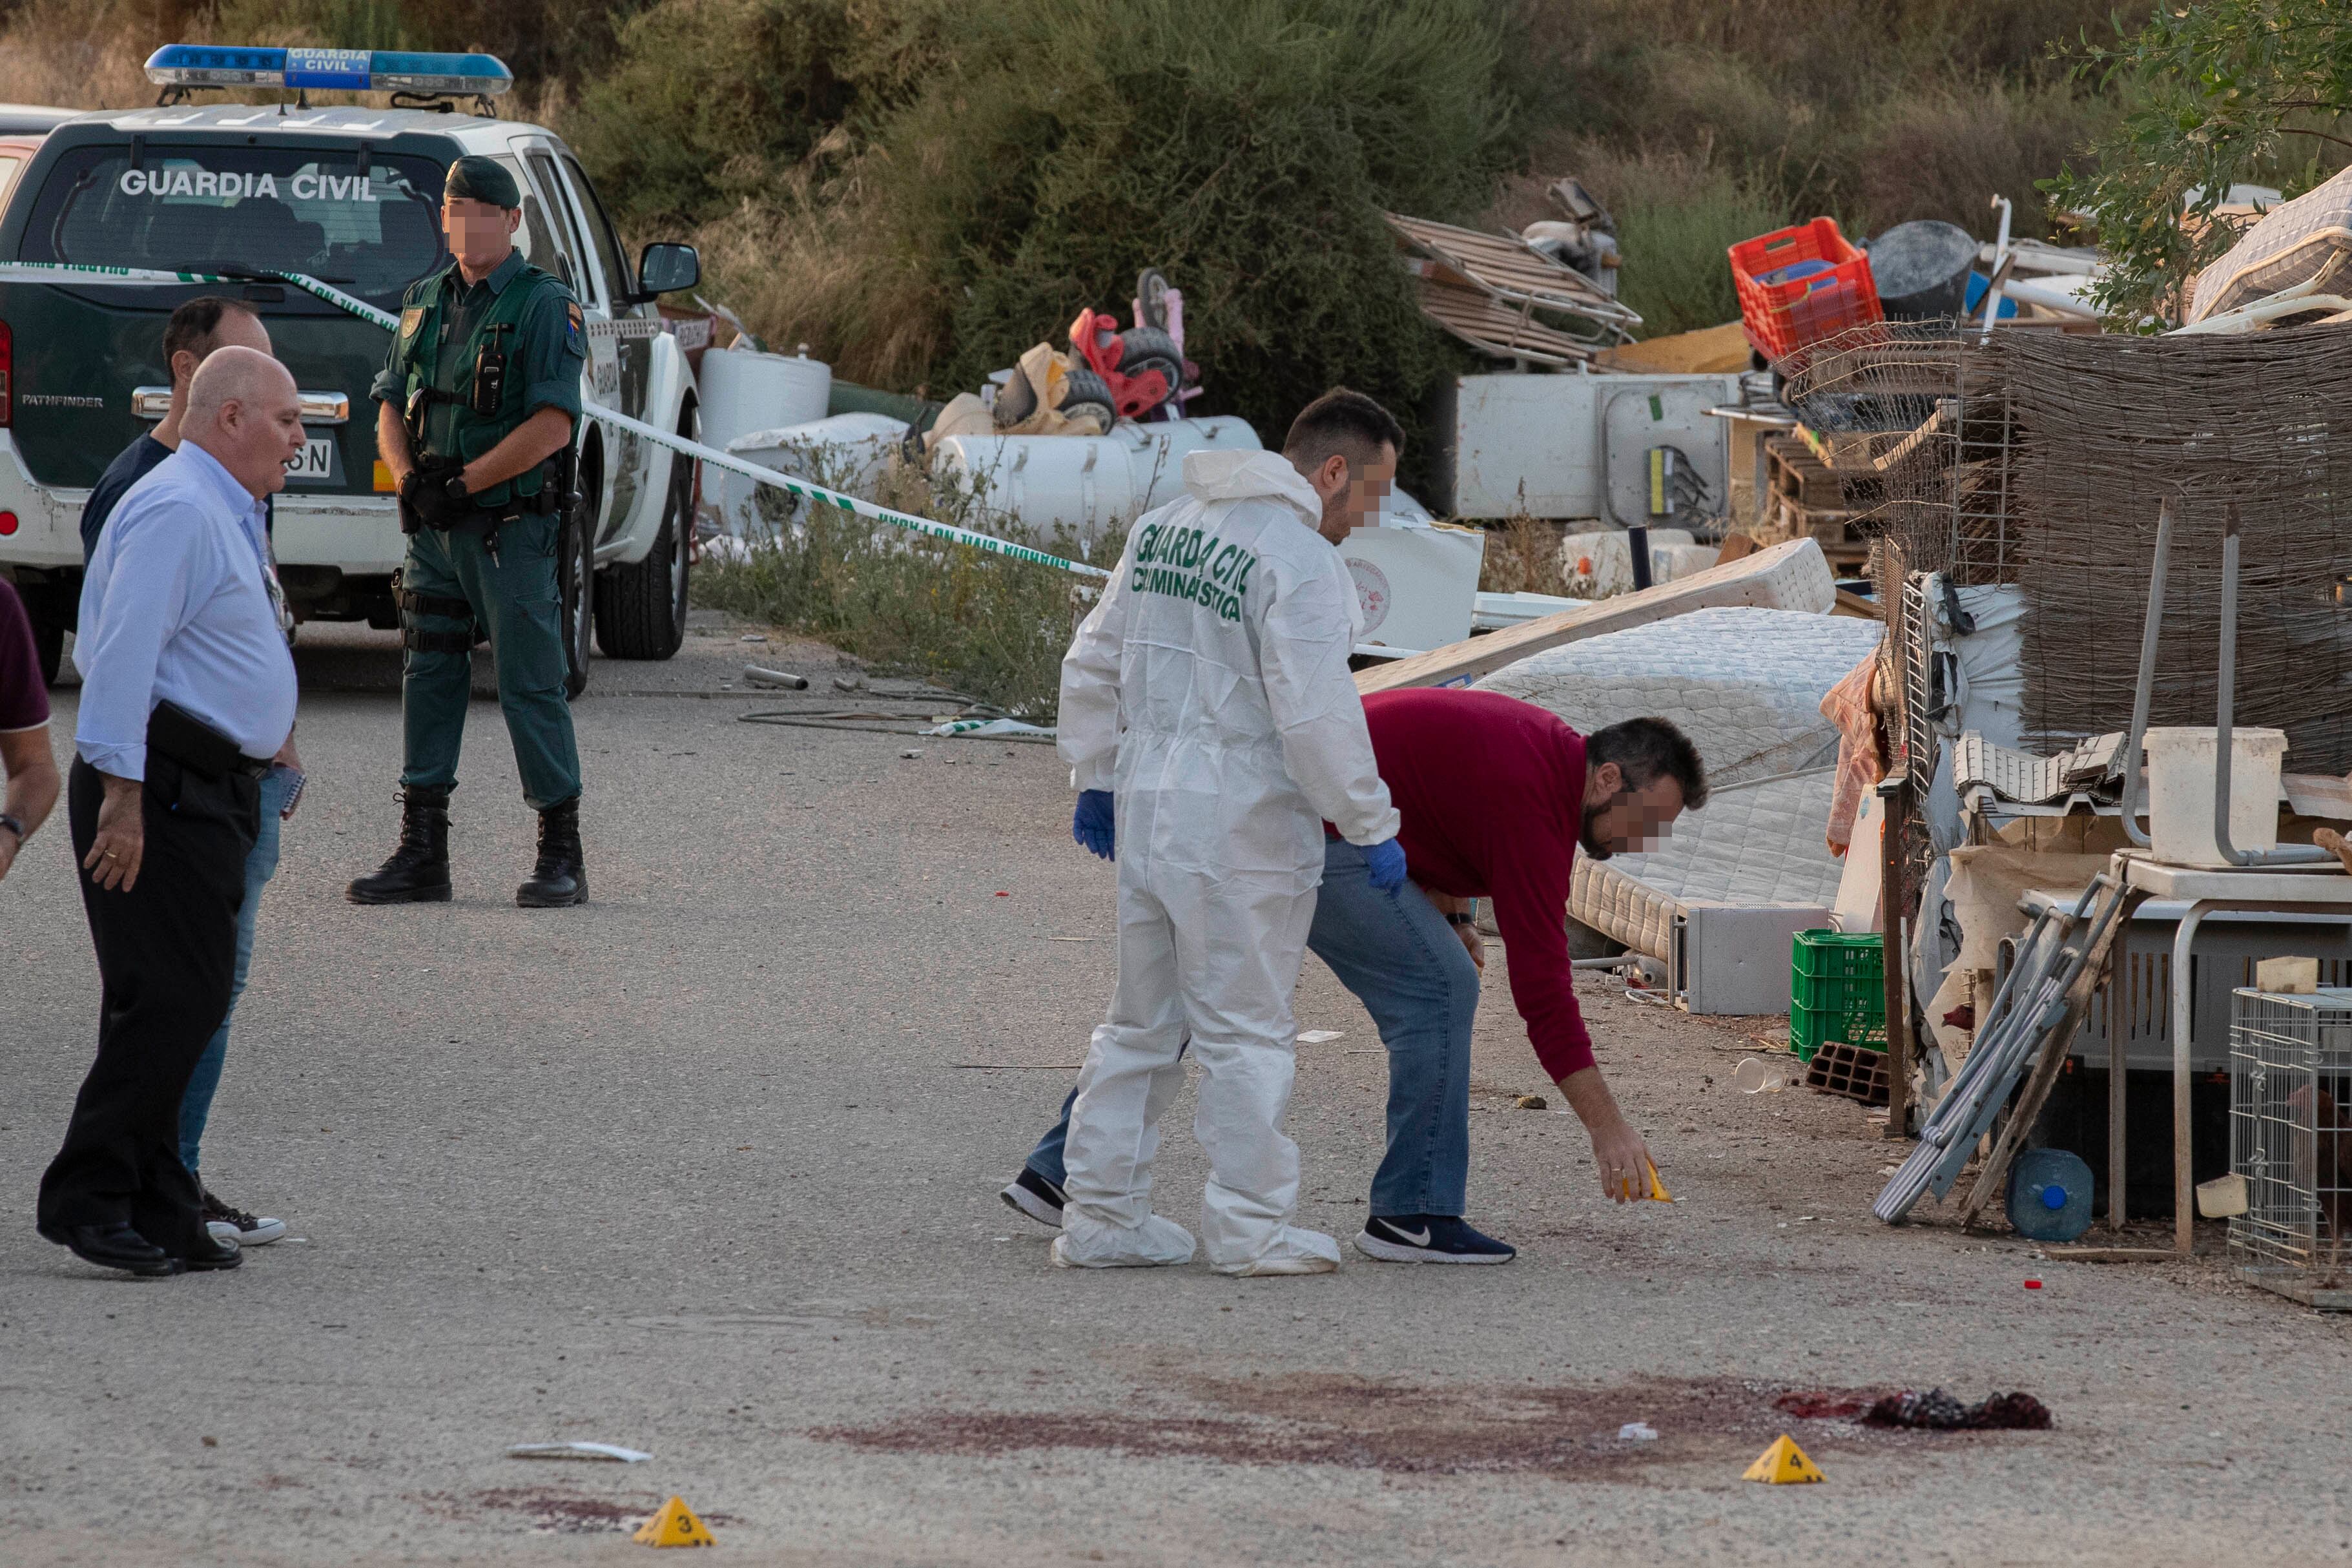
[517,797,586,908]
[346,786,453,904]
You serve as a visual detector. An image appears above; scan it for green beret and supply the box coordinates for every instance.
[444,155,520,209]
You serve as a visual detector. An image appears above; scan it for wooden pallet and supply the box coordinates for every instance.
[1766,434,1846,510]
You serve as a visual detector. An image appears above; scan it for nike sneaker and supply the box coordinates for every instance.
[1353,1213,1516,1264]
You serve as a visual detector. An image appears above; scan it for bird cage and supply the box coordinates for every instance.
[2230,987,2352,1308]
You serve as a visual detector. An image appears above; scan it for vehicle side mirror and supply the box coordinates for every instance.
[636,242,699,298]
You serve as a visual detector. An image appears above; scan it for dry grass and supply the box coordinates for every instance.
[693,449,1123,716]
[1475,514,1571,596]
[689,156,954,395]
[0,1,175,109]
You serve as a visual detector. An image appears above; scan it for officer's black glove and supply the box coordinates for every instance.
[399,457,473,530]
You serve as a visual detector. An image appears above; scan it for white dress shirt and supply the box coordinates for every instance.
[74,441,296,779]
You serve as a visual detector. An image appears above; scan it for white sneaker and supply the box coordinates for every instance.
[1051,1210,1197,1268]
[1213,1225,1341,1277]
[201,1189,286,1246]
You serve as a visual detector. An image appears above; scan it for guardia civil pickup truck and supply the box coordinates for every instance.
[0,46,706,691]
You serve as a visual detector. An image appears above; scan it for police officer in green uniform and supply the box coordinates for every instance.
[349,156,590,909]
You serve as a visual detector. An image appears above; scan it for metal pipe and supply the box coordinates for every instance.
[1977,194,2014,344]
[2170,901,2214,1255]
[2213,505,2329,866]
[2118,496,2176,848]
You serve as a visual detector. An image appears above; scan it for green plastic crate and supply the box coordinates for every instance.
[1790,930,1886,1061]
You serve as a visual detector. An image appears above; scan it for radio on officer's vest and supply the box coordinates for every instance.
[471,324,512,417]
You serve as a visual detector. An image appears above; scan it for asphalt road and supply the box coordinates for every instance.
[5,614,2350,1566]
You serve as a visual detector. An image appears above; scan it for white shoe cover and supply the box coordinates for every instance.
[1212,1225,1342,1277]
[1051,1210,1197,1268]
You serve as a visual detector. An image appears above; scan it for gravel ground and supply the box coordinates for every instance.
[5,612,2350,1567]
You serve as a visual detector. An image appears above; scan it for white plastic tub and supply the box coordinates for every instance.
[2145,725,2287,867]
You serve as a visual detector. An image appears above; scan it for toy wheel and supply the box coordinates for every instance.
[1058,367,1115,431]
[1117,327,1182,411]
[1135,268,1171,331]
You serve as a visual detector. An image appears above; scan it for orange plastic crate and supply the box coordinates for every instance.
[1729,218,1883,362]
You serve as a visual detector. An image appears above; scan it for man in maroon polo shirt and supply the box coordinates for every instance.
[0,578,61,887]
[1009,686,1707,1263]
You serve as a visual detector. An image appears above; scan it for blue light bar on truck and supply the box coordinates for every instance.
[143,45,512,96]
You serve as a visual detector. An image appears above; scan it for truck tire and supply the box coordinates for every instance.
[561,446,599,699]
[594,402,694,660]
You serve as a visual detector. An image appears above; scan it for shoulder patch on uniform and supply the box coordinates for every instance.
[398,305,424,342]
[564,300,584,353]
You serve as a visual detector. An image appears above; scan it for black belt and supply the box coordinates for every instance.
[149,699,270,780]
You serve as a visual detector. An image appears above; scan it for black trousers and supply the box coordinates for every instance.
[39,755,257,1255]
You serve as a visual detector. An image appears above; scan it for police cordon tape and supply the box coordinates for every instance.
[0,261,1114,581]
[577,399,1112,581]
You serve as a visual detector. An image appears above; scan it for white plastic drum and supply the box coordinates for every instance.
[699,347,832,532]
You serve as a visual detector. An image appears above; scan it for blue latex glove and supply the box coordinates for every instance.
[1363,836,1408,894]
[1073,790,1116,860]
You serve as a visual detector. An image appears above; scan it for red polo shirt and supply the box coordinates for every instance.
[1357,686,1593,1080]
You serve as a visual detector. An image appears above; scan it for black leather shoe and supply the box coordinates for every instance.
[517,796,586,907]
[347,785,453,903]
[177,1232,242,1272]
[37,1221,182,1277]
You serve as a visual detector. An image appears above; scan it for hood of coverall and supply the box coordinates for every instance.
[1181,449,1325,527]
[1178,449,1362,634]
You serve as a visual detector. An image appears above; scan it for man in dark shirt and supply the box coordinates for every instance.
[81,298,274,560]
[1009,688,1707,1263]
[78,295,296,1250]
[0,577,59,885]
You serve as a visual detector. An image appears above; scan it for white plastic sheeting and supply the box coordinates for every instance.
[726,412,909,511]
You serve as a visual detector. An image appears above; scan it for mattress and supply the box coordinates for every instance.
[1572,769,1848,958]
[1474,606,1885,790]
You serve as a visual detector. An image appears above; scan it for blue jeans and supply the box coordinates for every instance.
[1028,837,1483,1215]
[178,764,291,1176]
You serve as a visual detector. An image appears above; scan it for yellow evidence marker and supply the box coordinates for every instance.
[634,1496,717,1547]
[1742,1434,1825,1485]
[1615,1160,1672,1202]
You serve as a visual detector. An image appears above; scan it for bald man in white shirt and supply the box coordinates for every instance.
[37,348,304,1279]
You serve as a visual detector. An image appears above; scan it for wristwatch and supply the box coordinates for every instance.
[1445,909,1477,927]
[441,472,473,506]
[0,812,25,845]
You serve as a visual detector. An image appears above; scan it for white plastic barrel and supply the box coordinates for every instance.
[699,347,832,532]
[2145,725,2287,866]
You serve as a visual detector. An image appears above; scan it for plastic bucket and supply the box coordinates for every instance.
[1868,220,1977,320]
[2145,725,2287,866]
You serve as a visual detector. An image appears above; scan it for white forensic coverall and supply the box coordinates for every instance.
[1056,449,1400,1274]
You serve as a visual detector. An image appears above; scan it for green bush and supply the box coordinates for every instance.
[1573,152,1785,340]
[581,0,1520,491]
